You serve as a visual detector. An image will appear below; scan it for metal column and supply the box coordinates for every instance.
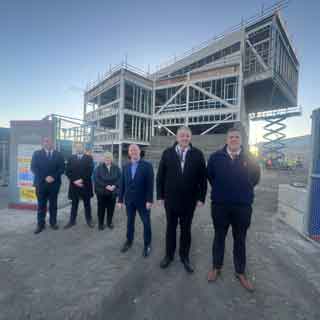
[307,108,320,241]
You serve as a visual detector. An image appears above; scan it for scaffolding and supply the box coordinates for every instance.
[43,114,116,158]
[81,0,300,159]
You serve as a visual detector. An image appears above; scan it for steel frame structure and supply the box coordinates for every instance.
[84,65,153,165]
[150,2,299,142]
[81,0,299,163]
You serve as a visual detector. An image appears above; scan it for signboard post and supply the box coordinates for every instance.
[9,120,54,210]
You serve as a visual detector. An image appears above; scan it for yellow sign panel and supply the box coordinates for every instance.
[19,187,37,204]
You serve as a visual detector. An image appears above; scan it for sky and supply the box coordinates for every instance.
[0,0,319,144]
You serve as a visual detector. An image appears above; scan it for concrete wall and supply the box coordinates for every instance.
[278,184,308,235]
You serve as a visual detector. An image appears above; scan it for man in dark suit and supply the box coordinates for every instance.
[207,127,260,292]
[31,137,65,234]
[118,144,154,258]
[64,143,94,229]
[157,126,207,273]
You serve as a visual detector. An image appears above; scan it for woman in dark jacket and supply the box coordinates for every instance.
[93,152,121,230]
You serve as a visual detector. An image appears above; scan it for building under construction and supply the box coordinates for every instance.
[83,0,300,163]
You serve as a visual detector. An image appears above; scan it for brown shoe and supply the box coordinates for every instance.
[235,273,254,292]
[208,269,221,282]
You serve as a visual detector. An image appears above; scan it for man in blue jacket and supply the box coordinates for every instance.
[31,137,65,234]
[118,144,154,257]
[207,127,260,291]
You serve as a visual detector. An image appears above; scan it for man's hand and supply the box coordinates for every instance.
[73,179,84,187]
[45,176,55,184]
[197,201,204,208]
[117,202,124,209]
[157,199,164,207]
[146,202,153,210]
[106,185,116,192]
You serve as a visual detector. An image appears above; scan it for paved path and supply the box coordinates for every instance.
[0,171,319,320]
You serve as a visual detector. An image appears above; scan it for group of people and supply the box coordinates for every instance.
[30,125,260,292]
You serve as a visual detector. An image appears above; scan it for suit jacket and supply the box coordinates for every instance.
[65,154,94,200]
[207,145,260,205]
[31,149,65,191]
[156,143,207,211]
[118,159,154,208]
[93,162,121,197]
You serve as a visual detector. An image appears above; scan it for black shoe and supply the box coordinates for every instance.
[64,222,76,229]
[50,224,59,230]
[98,224,105,231]
[34,226,45,234]
[160,256,173,269]
[107,223,114,230]
[121,241,132,253]
[87,221,94,228]
[181,258,194,274]
[143,246,152,258]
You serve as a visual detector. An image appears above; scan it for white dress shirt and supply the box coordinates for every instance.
[226,147,241,160]
[176,145,190,171]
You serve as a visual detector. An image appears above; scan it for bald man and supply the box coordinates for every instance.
[157,126,207,273]
[118,144,154,258]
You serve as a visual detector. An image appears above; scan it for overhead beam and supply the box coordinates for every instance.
[155,120,176,136]
[200,113,233,135]
[156,84,186,115]
[190,83,237,109]
[246,38,269,71]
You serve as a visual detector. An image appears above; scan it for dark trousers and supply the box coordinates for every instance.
[211,203,252,274]
[126,203,152,247]
[69,196,92,224]
[36,186,59,227]
[97,194,116,227]
[165,205,195,260]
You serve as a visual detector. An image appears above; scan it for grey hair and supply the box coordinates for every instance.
[177,125,192,135]
[103,151,113,161]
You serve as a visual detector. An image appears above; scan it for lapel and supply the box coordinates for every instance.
[127,162,133,182]
[183,148,192,174]
[41,149,47,161]
[105,163,110,175]
[172,145,192,176]
[134,161,141,181]
[105,163,113,176]
[172,147,183,175]
[42,149,54,162]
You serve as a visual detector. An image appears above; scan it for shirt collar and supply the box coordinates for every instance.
[131,159,140,165]
[176,144,190,153]
[226,146,241,159]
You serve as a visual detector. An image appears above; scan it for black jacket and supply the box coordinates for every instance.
[207,145,260,205]
[119,160,154,207]
[65,154,94,200]
[31,149,65,191]
[93,163,121,197]
[156,143,207,210]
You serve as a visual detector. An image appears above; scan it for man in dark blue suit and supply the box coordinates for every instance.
[118,144,154,257]
[31,137,65,234]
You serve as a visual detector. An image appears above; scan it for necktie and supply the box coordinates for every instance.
[179,150,184,162]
